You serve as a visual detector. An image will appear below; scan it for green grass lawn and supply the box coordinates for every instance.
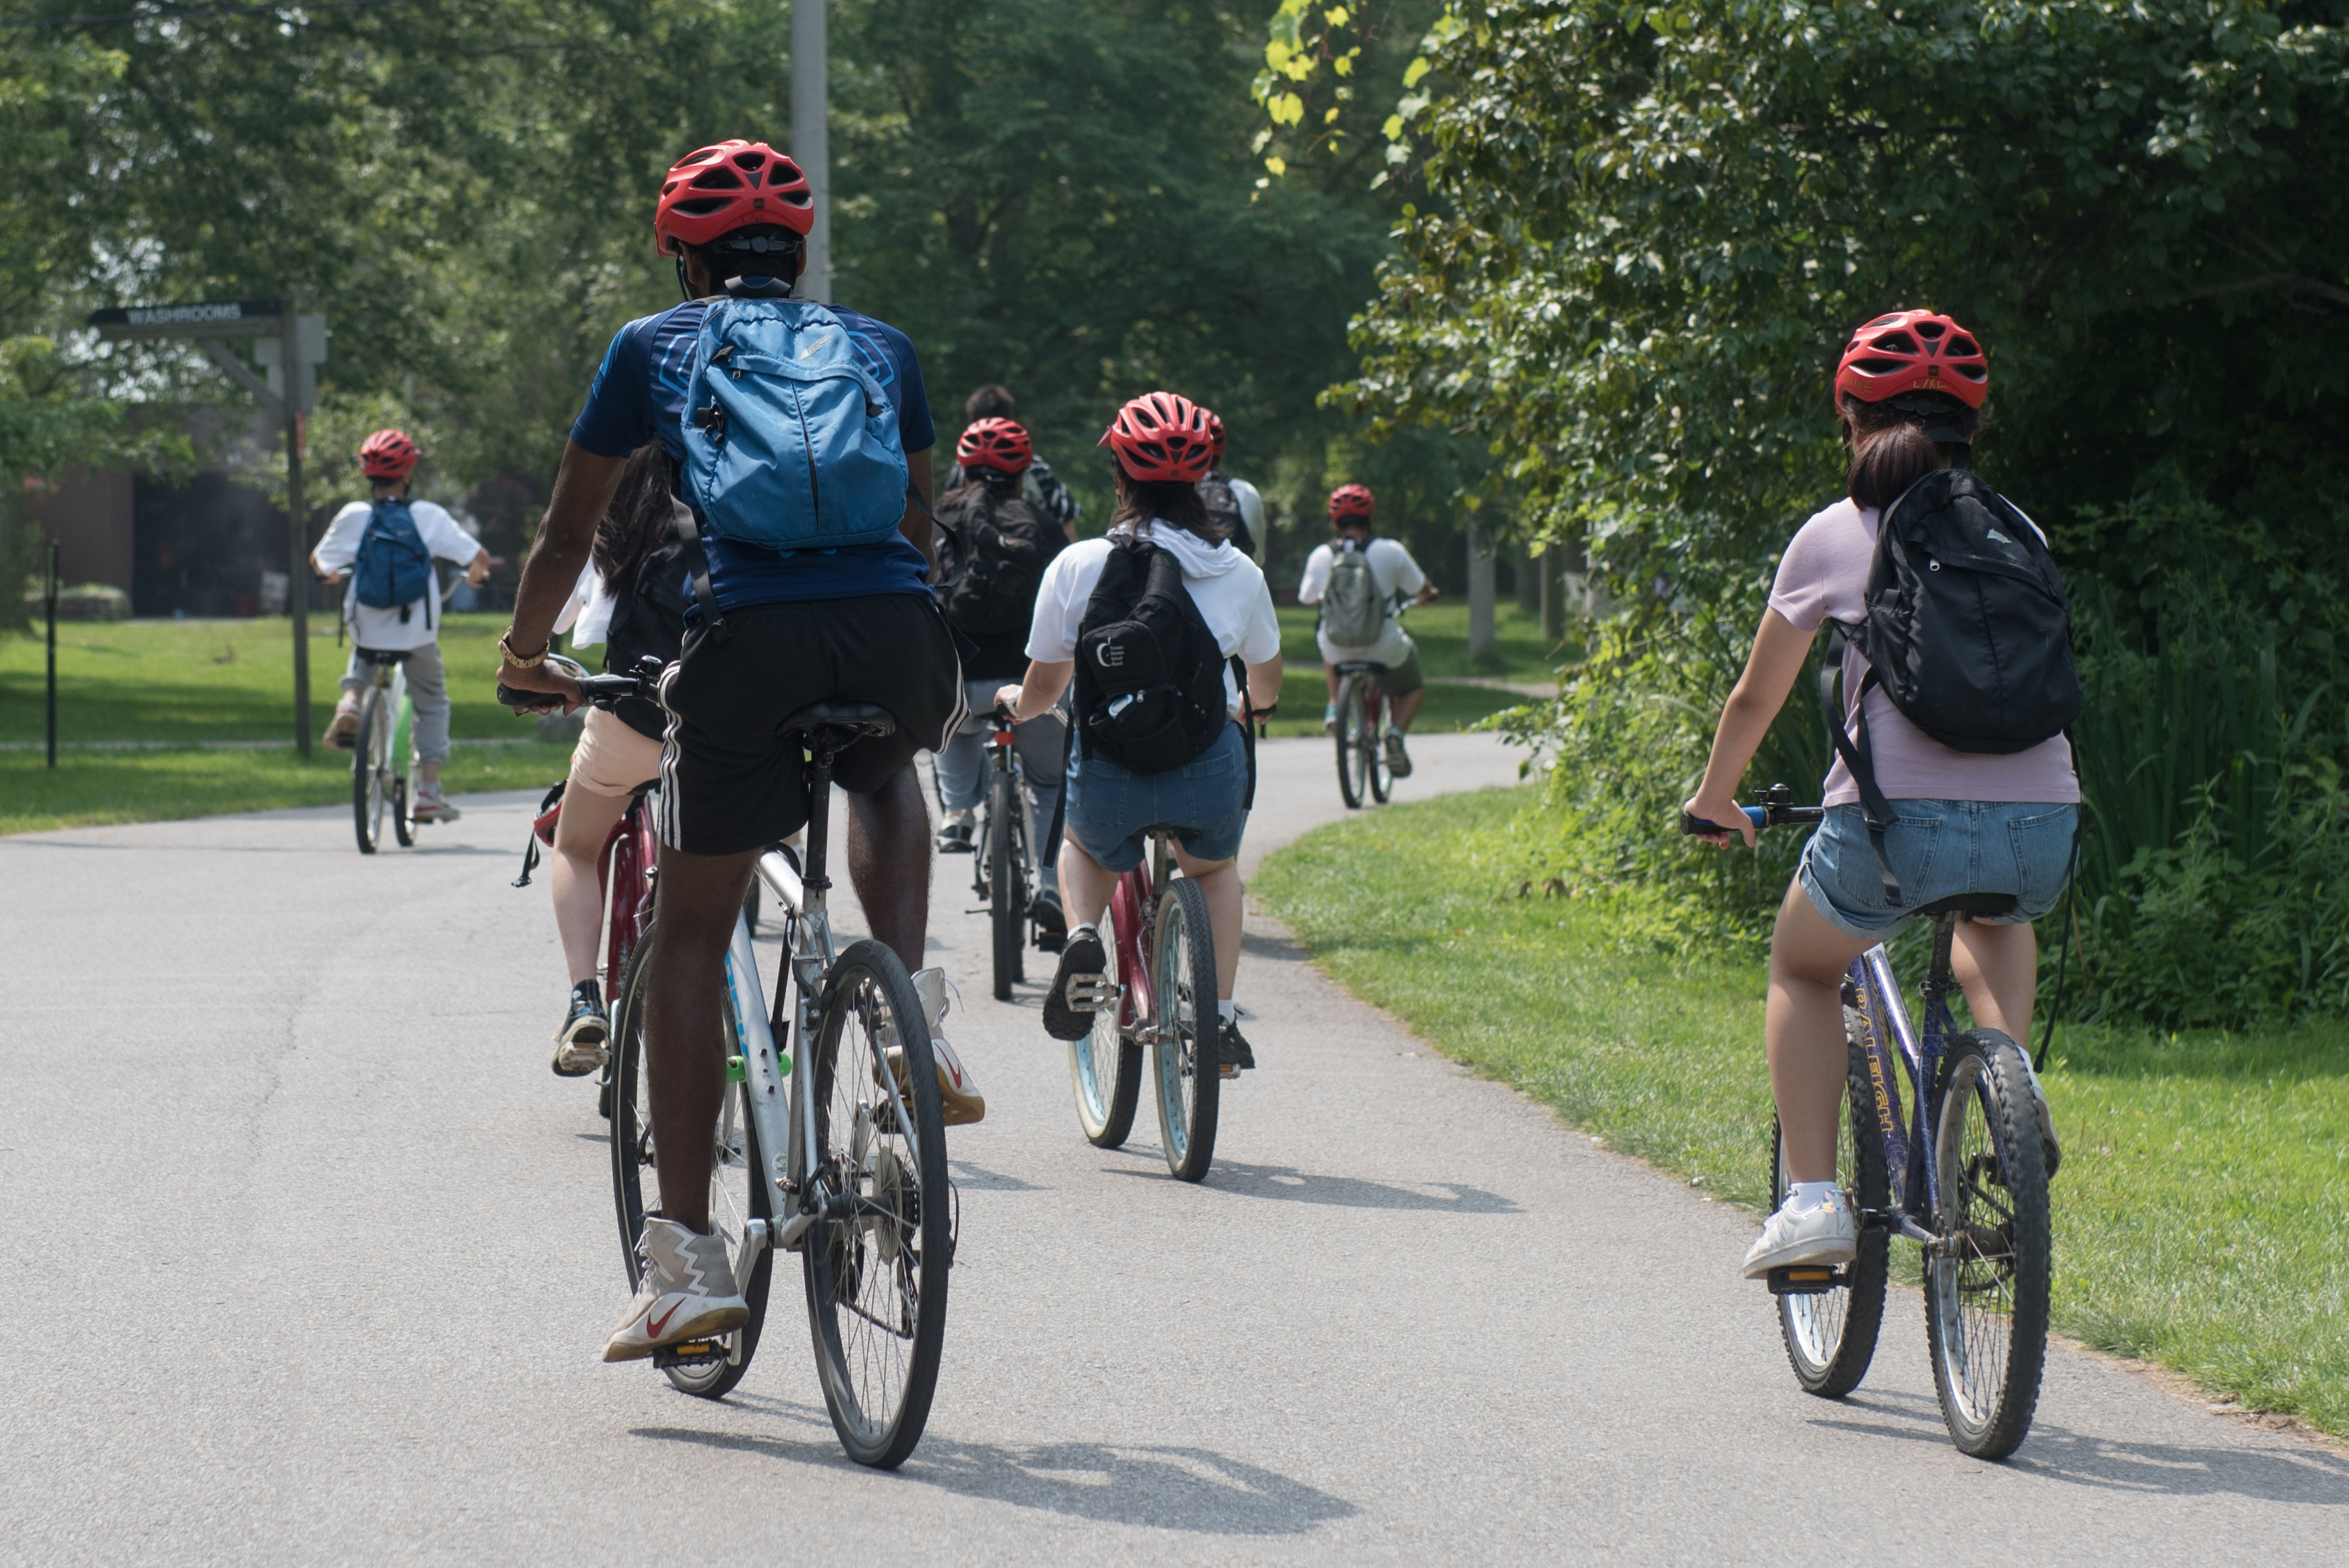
[2,615,564,834]
[1255,786,2349,1439]
[1275,600,1567,684]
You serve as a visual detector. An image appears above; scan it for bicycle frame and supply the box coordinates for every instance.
[600,791,658,996]
[1843,919,1967,1245]
[1104,832,1174,1042]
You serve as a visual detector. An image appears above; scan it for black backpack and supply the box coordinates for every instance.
[933,479,1059,636]
[1825,462,2081,900]
[602,538,690,740]
[1073,536,1230,775]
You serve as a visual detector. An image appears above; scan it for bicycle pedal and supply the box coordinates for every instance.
[1063,975,1115,1012]
[652,1338,727,1368]
[1218,1063,1241,1080]
[1766,1265,1846,1296]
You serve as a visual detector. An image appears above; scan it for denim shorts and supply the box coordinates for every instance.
[1064,721,1249,874]
[1797,800,2079,939]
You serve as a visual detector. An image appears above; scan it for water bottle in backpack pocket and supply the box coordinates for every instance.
[353,498,436,625]
[678,296,911,553]
[1319,539,1386,645]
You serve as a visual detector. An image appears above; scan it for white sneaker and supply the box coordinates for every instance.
[602,1217,749,1362]
[894,967,986,1126]
[324,691,362,751]
[1742,1189,1858,1278]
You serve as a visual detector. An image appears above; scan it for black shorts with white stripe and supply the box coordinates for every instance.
[654,594,964,856]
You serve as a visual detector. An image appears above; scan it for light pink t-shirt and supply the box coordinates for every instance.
[1768,497,2079,807]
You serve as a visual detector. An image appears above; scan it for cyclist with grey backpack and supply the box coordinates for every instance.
[1680,310,2078,1283]
[1298,483,1437,777]
[310,427,490,823]
[993,391,1283,1070]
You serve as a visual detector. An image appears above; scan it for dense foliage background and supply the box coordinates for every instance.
[1327,0,2349,1025]
[0,0,1478,599]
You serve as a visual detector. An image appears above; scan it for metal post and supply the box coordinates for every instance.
[45,539,59,769]
[1538,545,1563,645]
[791,0,831,303]
[284,307,311,757]
[1467,517,1497,663]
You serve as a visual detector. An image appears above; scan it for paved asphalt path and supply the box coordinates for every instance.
[4,734,2344,1564]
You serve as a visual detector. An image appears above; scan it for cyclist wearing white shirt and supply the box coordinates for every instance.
[311,428,489,822]
[1297,483,1437,777]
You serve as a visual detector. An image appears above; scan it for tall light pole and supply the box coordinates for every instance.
[791,0,831,303]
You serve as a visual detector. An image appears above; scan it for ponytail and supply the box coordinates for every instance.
[1840,394,1982,511]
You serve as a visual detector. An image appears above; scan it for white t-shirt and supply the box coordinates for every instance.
[553,561,614,649]
[1228,475,1267,547]
[1768,496,2079,806]
[1298,535,1426,658]
[312,499,485,652]
[1027,521,1282,712]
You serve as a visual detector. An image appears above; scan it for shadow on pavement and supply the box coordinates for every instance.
[1813,1390,2349,1502]
[632,1409,1360,1535]
[950,1160,1044,1192]
[1102,1157,1517,1213]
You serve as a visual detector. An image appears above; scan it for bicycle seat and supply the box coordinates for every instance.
[1331,660,1387,674]
[352,646,414,665]
[777,700,896,740]
[1912,891,2018,921]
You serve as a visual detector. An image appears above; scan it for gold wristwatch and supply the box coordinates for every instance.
[499,629,551,669]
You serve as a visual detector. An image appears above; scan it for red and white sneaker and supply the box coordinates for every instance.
[890,967,986,1126]
[602,1217,749,1362]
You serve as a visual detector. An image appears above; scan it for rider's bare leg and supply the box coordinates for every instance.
[1765,880,1876,1185]
[643,844,761,1235]
[1388,688,1426,731]
[551,783,635,984]
[1170,845,1242,1000]
[1057,835,1118,931]
[844,760,931,974]
[1951,919,2039,1040]
[1324,666,1342,704]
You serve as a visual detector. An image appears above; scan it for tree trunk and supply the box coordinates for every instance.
[1467,518,1497,663]
[1538,547,1563,645]
[1514,538,1539,613]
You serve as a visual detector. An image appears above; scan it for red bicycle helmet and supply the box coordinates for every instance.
[1328,483,1375,522]
[358,428,419,480]
[1203,408,1228,458]
[654,140,814,257]
[1098,391,1214,484]
[1834,310,1988,409]
[957,417,1033,476]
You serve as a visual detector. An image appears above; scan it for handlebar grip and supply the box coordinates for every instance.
[1680,807,1768,835]
[498,683,562,713]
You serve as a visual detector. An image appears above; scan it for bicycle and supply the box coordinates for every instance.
[970,703,1032,1002]
[1684,783,2053,1459]
[503,662,954,1470]
[351,649,419,853]
[1331,660,1392,809]
[1065,825,1222,1182]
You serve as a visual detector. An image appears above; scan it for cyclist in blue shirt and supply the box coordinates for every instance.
[497,140,982,1364]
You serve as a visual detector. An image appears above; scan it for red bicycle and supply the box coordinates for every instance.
[1065,825,1222,1181]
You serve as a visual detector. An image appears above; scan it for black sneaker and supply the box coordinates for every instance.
[1219,1016,1256,1076]
[1030,887,1067,950]
[551,980,609,1077]
[936,818,975,853]
[1381,731,1413,778]
[1043,927,1107,1041]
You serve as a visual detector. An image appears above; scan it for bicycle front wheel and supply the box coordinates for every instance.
[1151,877,1221,1181]
[1334,675,1369,809]
[1925,1029,2051,1459]
[352,689,389,854]
[1773,1036,1890,1396]
[804,939,950,1469]
[1367,687,1393,804]
[391,693,417,847]
[608,923,775,1399]
[1070,905,1141,1147]
[988,766,1024,1001]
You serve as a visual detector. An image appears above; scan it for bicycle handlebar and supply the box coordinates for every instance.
[497,653,665,715]
[1679,783,1826,837]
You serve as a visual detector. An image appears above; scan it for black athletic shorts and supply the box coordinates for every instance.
[654,595,964,856]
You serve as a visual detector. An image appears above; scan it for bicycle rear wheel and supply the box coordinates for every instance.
[1150,877,1221,1181]
[608,923,775,1399]
[1367,687,1392,804]
[804,939,950,1469]
[1334,675,1369,809]
[1773,1037,1890,1395]
[391,693,417,847]
[1070,904,1141,1147]
[352,689,389,854]
[1925,1029,2050,1458]
[988,765,1024,1000]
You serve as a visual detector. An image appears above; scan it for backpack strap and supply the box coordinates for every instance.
[1819,621,1904,904]
[1043,710,1074,855]
[1233,656,1258,811]
[670,498,728,646]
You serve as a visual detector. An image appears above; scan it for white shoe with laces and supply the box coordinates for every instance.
[602,1216,749,1362]
[889,967,986,1126]
[1742,1187,1858,1278]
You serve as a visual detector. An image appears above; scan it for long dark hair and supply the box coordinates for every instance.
[593,443,680,591]
[1841,394,1984,511]
[1110,461,1224,544]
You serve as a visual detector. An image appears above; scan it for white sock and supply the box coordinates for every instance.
[1217,999,1236,1025]
[1785,1180,1840,1214]
[1071,921,1099,943]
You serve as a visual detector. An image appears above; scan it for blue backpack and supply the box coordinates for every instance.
[353,498,435,622]
[678,296,911,553]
